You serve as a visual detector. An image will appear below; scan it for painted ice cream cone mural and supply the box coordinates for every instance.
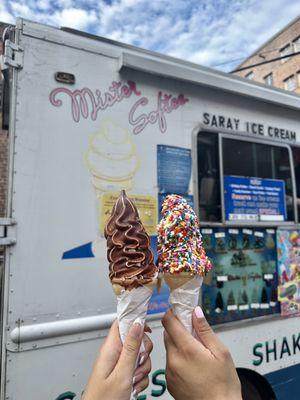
[85,120,140,234]
[104,190,158,399]
[157,194,212,333]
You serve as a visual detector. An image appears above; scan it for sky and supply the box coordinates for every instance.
[0,0,299,71]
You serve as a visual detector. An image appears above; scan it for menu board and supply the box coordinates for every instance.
[157,145,191,194]
[202,227,279,325]
[224,176,286,222]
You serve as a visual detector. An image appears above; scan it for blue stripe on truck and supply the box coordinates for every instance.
[62,242,94,259]
[264,363,300,400]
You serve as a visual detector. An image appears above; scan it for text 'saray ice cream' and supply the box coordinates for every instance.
[157,194,212,333]
[104,190,158,396]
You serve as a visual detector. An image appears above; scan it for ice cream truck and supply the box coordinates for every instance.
[0,18,299,400]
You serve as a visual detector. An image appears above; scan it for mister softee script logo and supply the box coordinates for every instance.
[49,81,188,135]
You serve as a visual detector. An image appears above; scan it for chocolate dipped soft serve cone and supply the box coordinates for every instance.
[104,191,157,400]
[105,189,157,293]
[157,194,212,333]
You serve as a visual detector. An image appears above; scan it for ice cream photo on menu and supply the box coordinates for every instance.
[104,190,158,398]
[157,194,212,333]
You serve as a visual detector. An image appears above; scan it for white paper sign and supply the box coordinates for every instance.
[202,229,212,234]
[254,231,264,237]
[227,305,238,311]
[217,275,228,282]
[264,274,274,280]
[260,303,270,309]
[239,304,249,311]
[215,232,225,238]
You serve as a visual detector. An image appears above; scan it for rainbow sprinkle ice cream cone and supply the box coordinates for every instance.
[157,195,212,333]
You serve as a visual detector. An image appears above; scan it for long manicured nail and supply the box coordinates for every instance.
[195,306,204,319]
[139,353,146,366]
[129,323,143,339]
[133,372,144,385]
[129,318,143,339]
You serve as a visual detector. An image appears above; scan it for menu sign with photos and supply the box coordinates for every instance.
[201,227,279,325]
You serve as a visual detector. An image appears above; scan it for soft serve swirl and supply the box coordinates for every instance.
[104,190,157,289]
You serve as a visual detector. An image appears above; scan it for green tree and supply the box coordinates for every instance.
[227,290,236,306]
[261,287,269,304]
[215,291,224,313]
[242,290,249,304]
[251,287,258,303]
[203,294,211,314]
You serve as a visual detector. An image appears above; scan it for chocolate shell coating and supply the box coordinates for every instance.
[104,190,157,289]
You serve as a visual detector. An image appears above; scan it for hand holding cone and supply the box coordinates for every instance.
[104,190,158,399]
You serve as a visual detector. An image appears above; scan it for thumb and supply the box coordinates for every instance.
[192,306,228,357]
[116,321,144,375]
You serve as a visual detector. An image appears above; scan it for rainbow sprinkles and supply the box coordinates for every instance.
[157,194,212,275]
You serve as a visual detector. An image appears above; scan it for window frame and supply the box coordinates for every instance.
[280,44,292,63]
[194,128,298,227]
[293,36,300,52]
[264,72,273,86]
[284,74,297,91]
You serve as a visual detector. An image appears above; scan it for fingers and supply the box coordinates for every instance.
[162,309,199,350]
[143,333,153,354]
[192,306,229,358]
[133,355,152,385]
[138,333,153,367]
[97,320,123,378]
[116,322,144,375]
[133,376,149,397]
[163,329,180,374]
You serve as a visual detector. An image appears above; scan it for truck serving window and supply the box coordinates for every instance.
[197,131,300,224]
[222,137,294,222]
[197,132,221,222]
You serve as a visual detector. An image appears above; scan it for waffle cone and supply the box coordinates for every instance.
[112,278,158,296]
[164,272,195,291]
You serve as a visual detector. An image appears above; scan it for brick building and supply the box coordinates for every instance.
[233,16,300,94]
[0,21,9,218]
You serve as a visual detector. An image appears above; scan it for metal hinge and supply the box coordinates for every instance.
[2,40,23,70]
[0,218,17,246]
